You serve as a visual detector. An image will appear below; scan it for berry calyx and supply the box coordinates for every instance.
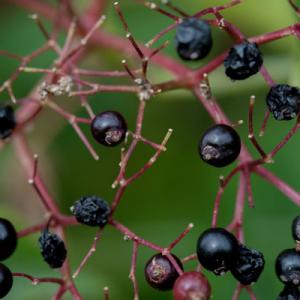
[144,253,183,291]
[71,195,111,227]
[277,286,300,300]
[0,218,17,261]
[38,230,67,269]
[230,244,265,285]
[90,111,127,146]
[292,216,300,242]
[266,84,300,121]
[224,41,263,80]
[0,263,13,299]
[173,271,211,300]
[175,18,212,61]
[196,228,239,275]
[0,106,16,140]
[198,124,241,168]
[276,249,300,286]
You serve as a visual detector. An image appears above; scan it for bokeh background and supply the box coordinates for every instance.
[1,0,300,299]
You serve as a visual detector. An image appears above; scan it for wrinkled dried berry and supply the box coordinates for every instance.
[39,230,67,269]
[71,195,111,227]
[91,111,127,146]
[277,286,300,300]
[0,218,17,261]
[0,263,13,299]
[145,253,183,291]
[292,216,300,242]
[196,228,239,275]
[175,18,212,61]
[266,84,300,121]
[224,41,263,80]
[231,244,265,285]
[0,106,16,139]
[276,249,300,286]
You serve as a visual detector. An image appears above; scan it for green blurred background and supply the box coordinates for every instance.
[1,0,300,299]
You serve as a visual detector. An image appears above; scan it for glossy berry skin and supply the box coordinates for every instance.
[39,230,67,269]
[71,195,111,227]
[224,41,263,80]
[175,18,212,61]
[90,111,127,146]
[276,249,300,286]
[196,228,239,275]
[0,218,17,261]
[144,253,183,291]
[198,124,241,168]
[266,84,300,121]
[0,106,16,140]
[277,286,300,300]
[231,244,265,285]
[292,216,300,242]
[0,263,13,299]
[173,271,211,300]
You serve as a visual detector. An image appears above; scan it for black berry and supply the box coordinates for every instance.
[0,106,16,140]
[292,216,300,242]
[196,228,239,275]
[71,195,111,227]
[0,218,17,261]
[276,249,300,286]
[175,18,212,61]
[0,263,13,299]
[266,84,300,121]
[144,253,183,291]
[277,286,300,300]
[90,111,127,146]
[198,124,241,168]
[224,41,263,80]
[231,244,265,285]
[173,271,211,300]
[38,230,67,269]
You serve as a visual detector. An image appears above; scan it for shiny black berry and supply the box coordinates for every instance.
[71,195,111,227]
[144,253,183,291]
[276,249,300,286]
[0,218,17,261]
[90,111,127,146]
[224,41,263,80]
[38,230,67,269]
[266,84,300,121]
[292,216,300,242]
[175,18,212,61]
[0,106,16,140]
[173,271,211,300]
[196,228,239,275]
[0,263,13,299]
[277,286,300,300]
[231,244,265,285]
[198,124,241,168]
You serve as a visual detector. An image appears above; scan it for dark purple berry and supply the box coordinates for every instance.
[230,244,265,285]
[71,195,111,227]
[173,271,211,300]
[196,228,239,275]
[198,124,241,168]
[175,18,212,61]
[0,106,16,140]
[0,218,17,261]
[0,263,13,299]
[277,286,300,300]
[39,230,67,269]
[224,41,263,80]
[266,84,300,120]
[90,111,127,146]
[292,216,300,242]
[276,249,300,286]
[144,253,183,291]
